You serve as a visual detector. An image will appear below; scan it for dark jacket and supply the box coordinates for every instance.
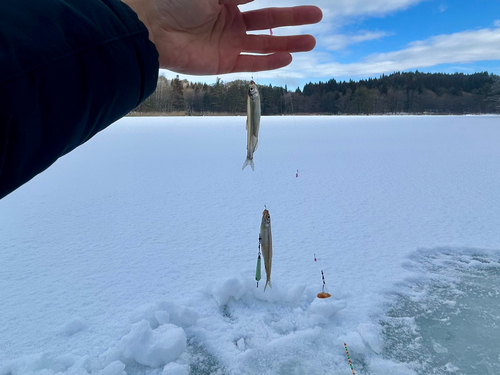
[0,0,159,199]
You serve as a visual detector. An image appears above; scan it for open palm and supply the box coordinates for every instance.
[132,0,322,74]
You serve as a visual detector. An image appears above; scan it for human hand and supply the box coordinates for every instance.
[122,0,322,75]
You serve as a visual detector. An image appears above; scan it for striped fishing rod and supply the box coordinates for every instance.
[317,270,331,298]
[344,342,355,375]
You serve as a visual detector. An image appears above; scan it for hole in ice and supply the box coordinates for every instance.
[187,340,229,375]
[381,249,500,374]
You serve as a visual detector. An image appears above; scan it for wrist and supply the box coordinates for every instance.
[122,0,156,46]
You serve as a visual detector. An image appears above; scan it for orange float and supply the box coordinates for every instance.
[317,270,331,298]
[317,292,331,299]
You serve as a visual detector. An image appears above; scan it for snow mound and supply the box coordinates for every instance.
[161,362,189,375]
[98,361,126,375]
[308,297,347,319]
[118,320,187,368]
[60,317,86,336]
[130,300,198,329]
[210,277,245,306]
[1,353,79,375]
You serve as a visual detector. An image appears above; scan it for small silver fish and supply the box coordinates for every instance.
[259,208,272,290]
[242,81,261,171]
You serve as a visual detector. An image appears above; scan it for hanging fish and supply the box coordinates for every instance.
[259,208,273,290]
[242,81,261,171]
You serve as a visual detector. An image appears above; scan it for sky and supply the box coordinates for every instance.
[160,0,500,89]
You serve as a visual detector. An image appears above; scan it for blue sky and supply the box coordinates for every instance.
[160,0,500,89]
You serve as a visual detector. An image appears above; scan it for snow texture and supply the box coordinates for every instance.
[1,115,500,374]
[118,320,186,367]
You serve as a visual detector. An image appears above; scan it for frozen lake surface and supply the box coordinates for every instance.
[1,115,500,374]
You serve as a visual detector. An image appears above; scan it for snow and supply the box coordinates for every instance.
[1,115,500,374]
[118,321,186,368]
[60,317,87,336]
[99,361,127,375]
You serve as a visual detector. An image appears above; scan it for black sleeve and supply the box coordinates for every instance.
[0,0,159,199]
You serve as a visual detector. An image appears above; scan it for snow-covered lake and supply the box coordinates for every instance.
[1,115,500,375]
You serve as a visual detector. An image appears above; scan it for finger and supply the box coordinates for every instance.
[243,34,316,54]
[229,53,293,73]
[243,6,322,31]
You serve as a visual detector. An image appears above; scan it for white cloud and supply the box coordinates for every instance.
[495,20,500,28]
[303,28,500,79]
[377,28,500,65]
[323,31,392,51]
[323,0,426,18]
[160,27,500,88]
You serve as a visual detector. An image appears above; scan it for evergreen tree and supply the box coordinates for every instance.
[171,75,184,111]
[130,71,500,116]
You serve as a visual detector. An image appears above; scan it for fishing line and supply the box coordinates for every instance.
[246,1,315,292]
[241,6,268,288]
[269,3,336,305]
[267,0,315,245]
[264,0,325,291]
[273,65,325,293]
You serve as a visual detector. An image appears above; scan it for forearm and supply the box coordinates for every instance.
[0,0,159,199]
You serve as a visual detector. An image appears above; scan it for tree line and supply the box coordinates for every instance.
[132,71,500,115]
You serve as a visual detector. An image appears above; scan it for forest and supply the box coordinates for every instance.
[132,71,500,116]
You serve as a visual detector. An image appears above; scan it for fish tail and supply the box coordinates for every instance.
[264,280,272,291]
[242,158,255,171]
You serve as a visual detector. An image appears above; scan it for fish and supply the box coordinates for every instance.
[259,208,272,290]
[242,81,261,171]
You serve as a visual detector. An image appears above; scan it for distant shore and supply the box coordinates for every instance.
[127,111,499,117]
